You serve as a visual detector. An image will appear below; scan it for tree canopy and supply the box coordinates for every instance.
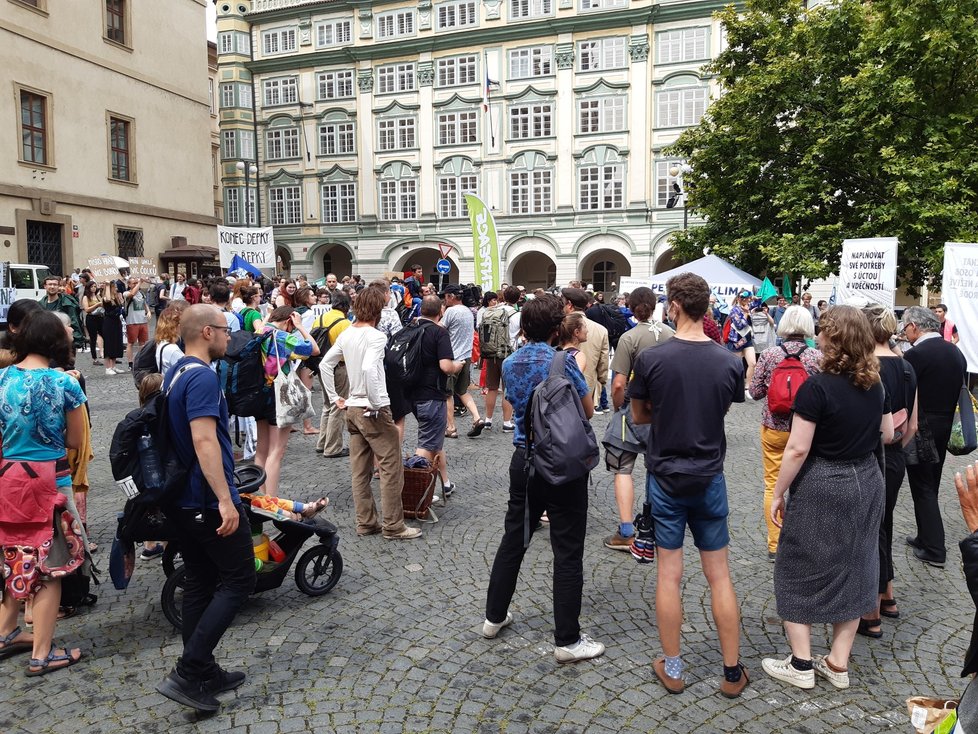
[668,0,978,287]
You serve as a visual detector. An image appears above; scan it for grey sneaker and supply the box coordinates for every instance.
[554,634,605,664]
[813,655,850,689]
[482,612,513,639]
[761,655,815,689]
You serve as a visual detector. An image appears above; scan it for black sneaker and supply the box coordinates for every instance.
[443,482,456,498]
[140,545,165,561]
[156,669,220,712]
[203,667,246,694]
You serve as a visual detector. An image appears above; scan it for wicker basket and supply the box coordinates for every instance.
[402,464,437,520]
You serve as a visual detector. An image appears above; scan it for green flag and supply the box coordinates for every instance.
[782,274,793,300]
[757,277,778,303]
[464,193,500,292]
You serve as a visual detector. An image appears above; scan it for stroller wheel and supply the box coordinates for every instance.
[295,546,342,596]
[161,565,186,631]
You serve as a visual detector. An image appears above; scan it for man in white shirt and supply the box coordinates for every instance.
[170,273,187,301]
[321,286,421,540]
[440,284,485,438]
[480,285,521,432]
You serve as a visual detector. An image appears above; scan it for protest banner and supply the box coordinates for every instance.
[87,256,123,280]
[836,237,898,308]
[0,263,14,323]
[617,276,654,294]
[217,226,275,269]
[942,242,978,373]
[127,257,158,279]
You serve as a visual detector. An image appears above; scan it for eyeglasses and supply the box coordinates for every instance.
[207,324,232,336]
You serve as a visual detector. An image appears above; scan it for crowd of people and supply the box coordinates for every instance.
[0,262,974,714]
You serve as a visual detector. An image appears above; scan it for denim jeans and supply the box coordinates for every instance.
[173,505,256,681]
[485,450,588,647]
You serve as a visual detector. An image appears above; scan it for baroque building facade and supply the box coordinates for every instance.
[217,0,726,288]
[1,0,219,276]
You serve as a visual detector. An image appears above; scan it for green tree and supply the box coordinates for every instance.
[669,0,978,287]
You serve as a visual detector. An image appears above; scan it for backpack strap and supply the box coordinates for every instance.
[549,348,568,378]
[165,362,205,395]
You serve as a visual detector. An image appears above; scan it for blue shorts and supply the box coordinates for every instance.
[413,399,447,452]
[646,473,730,551]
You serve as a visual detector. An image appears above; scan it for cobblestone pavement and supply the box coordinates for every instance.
[2,359,976,734]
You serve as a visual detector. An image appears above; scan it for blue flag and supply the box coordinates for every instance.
[229,254,262,278]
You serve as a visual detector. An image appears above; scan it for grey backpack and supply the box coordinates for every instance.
[524,350,600,485]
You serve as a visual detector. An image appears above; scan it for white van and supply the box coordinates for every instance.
[1,262,53,327]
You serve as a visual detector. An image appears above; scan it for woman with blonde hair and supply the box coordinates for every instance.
[763,305,892,690]
[857,304,918,638]
[154,301,189,381]
[748,306,822,560]
[558,312,588,374]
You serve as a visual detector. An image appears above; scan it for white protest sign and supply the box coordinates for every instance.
[617,276,654,294]
[648,281,747,299]
[942,242,978,373]
[217,226,275,270]
[837,237,898,308]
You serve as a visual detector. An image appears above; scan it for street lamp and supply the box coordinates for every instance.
[667,164,692,231]
[235,160,259,226]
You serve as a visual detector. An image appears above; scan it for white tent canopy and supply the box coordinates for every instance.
[648,254,762,299]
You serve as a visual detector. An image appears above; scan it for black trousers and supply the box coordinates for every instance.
[86,314,103,359]
[878,444,907,592]
[485,450,588,647]
[906,411,954,561]
[173,505,256,680]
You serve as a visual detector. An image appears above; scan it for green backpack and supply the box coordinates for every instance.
[479,305,515,360]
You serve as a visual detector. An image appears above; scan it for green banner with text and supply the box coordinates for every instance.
[464,193,500,292]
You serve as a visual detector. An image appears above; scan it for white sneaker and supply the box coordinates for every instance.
[482,612,513,639]
[761,655,815,689]
[813,655,850,689]
[105,368,117,376]
[554,633,605,664]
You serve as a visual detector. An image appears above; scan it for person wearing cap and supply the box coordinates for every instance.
[441,284,486,439]
[561,288,609,414]
[726,291,757,393]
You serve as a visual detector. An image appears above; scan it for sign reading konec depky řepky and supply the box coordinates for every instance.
[217,226,276,270]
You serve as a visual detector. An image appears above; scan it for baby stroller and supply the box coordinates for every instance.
[159,463,343,630]
[116,464,342,631]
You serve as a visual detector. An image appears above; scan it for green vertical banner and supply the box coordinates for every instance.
[464,193,500,292]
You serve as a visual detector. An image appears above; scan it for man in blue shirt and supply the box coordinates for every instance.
[482,294,605,664]
[156,304,256,713]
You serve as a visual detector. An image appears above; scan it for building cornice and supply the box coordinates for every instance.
[0,183,219,226]
[245,5,658,73]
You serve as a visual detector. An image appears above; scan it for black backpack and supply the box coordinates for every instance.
[384,320,434,391]
[109,363,205,510]
[132,341,179,388]
[588,304,630,349]
[214,330,272,417]
[305,313,350,376]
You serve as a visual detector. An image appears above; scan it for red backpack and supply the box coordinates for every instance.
[767,346,810,415]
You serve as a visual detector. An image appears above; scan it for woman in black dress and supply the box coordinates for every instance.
[100,281,125,375]
[858,305,918,638]
[763,305,893,691]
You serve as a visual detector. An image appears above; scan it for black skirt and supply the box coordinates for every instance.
[101,313,124,359]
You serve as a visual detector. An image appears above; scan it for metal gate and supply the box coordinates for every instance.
[25,220,63,275]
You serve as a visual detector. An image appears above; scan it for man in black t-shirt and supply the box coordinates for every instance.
[628,272,748,698]
[407,295,462,497]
